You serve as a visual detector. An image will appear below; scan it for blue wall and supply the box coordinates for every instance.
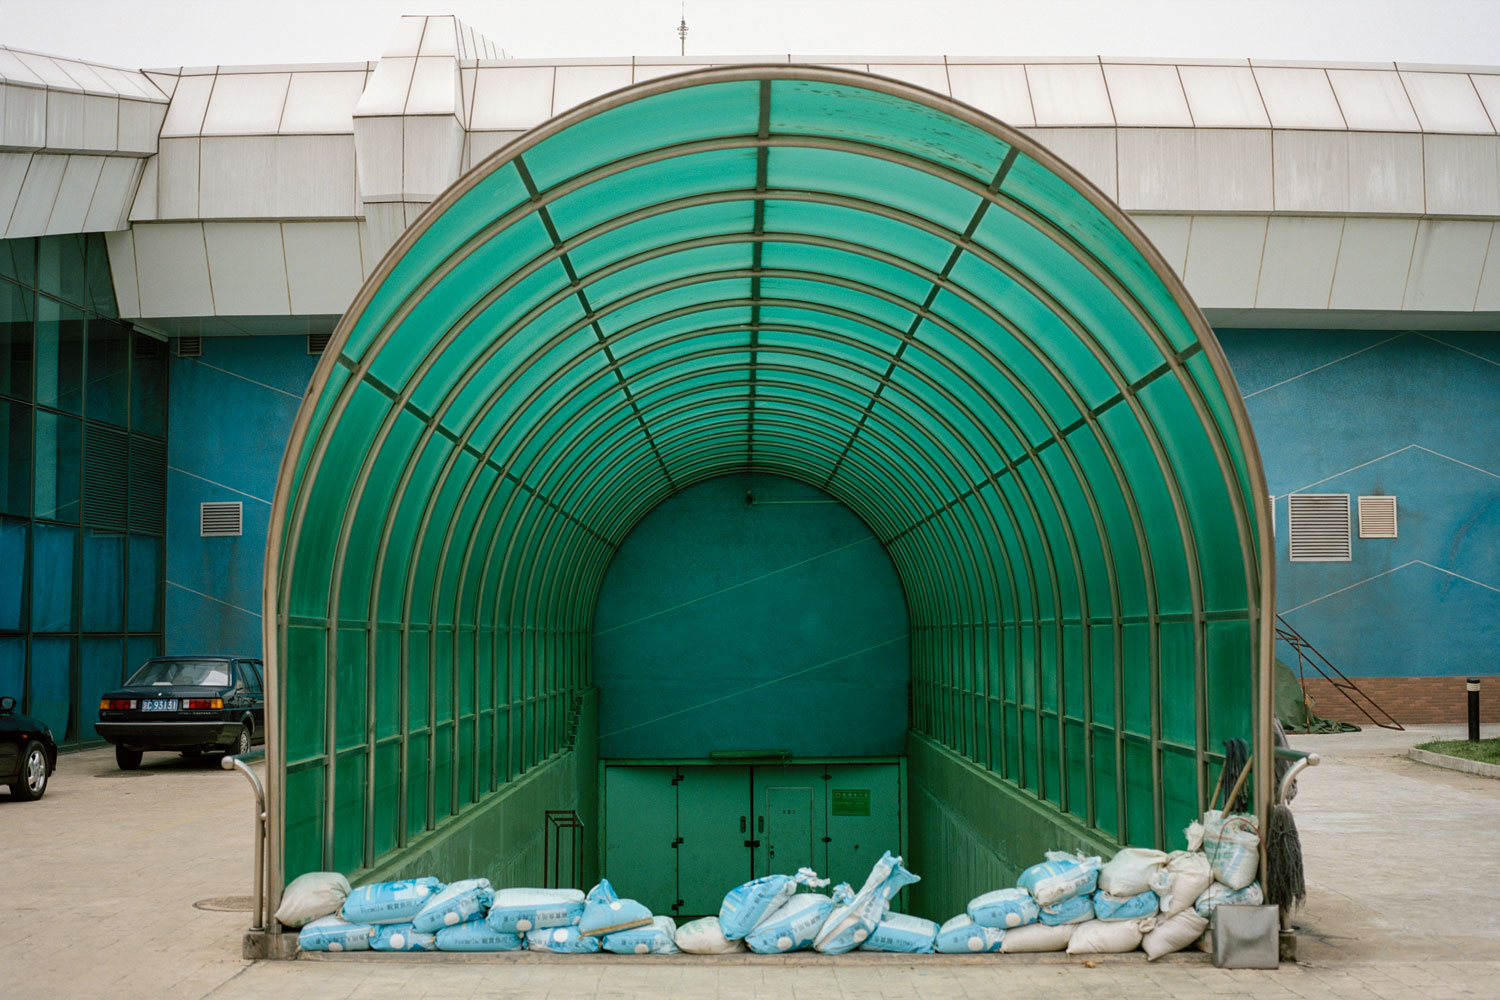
[1218,330,1500,679]
[592,472,911,759]
[166,336,317,657]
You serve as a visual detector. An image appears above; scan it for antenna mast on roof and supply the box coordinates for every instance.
[678,3,689,56]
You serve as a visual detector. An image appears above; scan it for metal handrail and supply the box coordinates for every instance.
[1274,749,1320,805]
[222,753,267,933]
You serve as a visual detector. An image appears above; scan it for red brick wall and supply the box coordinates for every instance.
[1298,674,1500,726]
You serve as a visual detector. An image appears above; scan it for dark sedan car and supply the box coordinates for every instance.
[96,656,265,770]
[1,695,58,800]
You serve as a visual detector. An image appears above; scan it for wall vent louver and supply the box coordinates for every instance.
[200,501,243,537]
[1288,493,1351,561]
[176,336,203,358]
[307,332,331,355]
[133,335,163,359]
[1358,495,1398,538]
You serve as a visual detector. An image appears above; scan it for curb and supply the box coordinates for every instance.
[1407,747,1500,778]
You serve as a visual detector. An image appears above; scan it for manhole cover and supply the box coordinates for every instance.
[194,895,254,912]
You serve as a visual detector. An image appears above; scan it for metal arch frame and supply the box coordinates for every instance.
[262,65,1274,920]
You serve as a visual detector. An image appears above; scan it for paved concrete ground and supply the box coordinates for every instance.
[1,724,1496,998]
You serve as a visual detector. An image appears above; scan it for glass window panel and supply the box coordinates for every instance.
[283,765,325,881]
[28,635,74,740]
[81,529,124,632]
[85,233,118,318]
[31,522,74,632]
[0,237,37,287]
[332,751,365,871]
[81,637,124,742]
[0,517,25,630]
[35,296,85,415]
[0,276,34,401]
[1,400,30,516]
[37,235,86,306]
[33,410,80,522]
[127,534,161,633]
[86,319,130,426]
[130,334,167,436]
[0,635,23,701]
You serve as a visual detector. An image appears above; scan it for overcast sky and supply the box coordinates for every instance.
[2,0,1497,69]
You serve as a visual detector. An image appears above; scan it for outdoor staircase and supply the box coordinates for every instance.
[1276,614,1404,731]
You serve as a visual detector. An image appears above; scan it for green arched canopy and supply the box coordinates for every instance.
[264,67,1274,897]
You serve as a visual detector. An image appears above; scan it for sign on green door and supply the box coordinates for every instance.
[832,788,871,816]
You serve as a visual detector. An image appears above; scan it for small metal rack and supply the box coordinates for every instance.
[543,809,585,890]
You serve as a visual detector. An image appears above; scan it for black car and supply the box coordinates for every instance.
[96,656,266,770]
[0,695,58,800]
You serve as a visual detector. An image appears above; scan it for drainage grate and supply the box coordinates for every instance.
[193,895,254,912]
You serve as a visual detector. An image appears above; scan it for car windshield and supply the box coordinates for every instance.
[126,660,231,687]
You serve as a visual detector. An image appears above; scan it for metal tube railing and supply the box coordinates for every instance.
[222,753,267,933]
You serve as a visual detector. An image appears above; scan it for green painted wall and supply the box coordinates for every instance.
[906,732,1118,922]
[358,689,599,891]
[592,473,910,759]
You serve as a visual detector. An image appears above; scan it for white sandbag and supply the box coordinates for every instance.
[602,915,680,954]
[1038,893,1093,926]
[341,877,444,924]
[297,914,374,951]
[1143,910,1208,960]
[526,925,601,953]
[967,887,1038,929]
[718,868,828,940]
[860,912,939,953]
[1202,812,1261,890]
[412,878,494,933]
[1195,880,1264,918]
[276,871,352,928]
[1097,848,1168,897]
[1066,917,1152,955]
[1150,851,1214,917]
[1000,921,1075,953]
[814,851,920,954]
[745,894,834,954]
[934,914,1005,953]
[485,887,585,934]
[1016,851,1101,906]
[674,916,745,954]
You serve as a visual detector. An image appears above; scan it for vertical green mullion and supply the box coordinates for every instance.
[1114,618,1127,842]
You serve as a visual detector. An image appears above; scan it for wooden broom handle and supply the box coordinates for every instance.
[1223,757,1254,814]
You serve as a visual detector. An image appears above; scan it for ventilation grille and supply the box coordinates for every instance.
[1358,495,1398,538]
[1288,493,1351,561]
[200,501,243,537]
[83,425,129,530]
[133,335,163,359]
[127,436,166,533]
[176,336,202,358]
[307,332,331,355]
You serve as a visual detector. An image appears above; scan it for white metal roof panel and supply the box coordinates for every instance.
[200,73,291,135]
[470,66,553,130]
[1177,65,1269,128]
[552,64,633,117]
[1401,72,1495,133]
[160,73,214,137]
[1102,63,1193,127]
[1326,69,1420,131]
[1026,63,1113,126]
[946,64,1034,126]
[278,71,367,133]
[1252,67,1345,129]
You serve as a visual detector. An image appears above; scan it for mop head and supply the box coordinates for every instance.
[1264,802,1306,911]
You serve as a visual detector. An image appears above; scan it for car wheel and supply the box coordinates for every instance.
[225,723,252,757]
[115,745,143,770]
[9,742,49,800]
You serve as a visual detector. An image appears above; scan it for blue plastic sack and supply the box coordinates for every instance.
[602,916,681,954]
[298,914,375,952]
[579,892,653,936]
[434,918,524,952]
[369,922,437,951]
[341,877,445,924]
[1039,893,1094,926]
[1016,851,1101,906]
[814,851,921,954]
[745,894,834,953]
[412,878,494,933]
[485,887,585,934]
[1092,888,1159,921]
[934,914,1005,953]
[718,868,828,940]
[526,924,602,953]
[860,912,938,953]
[967,887,1039,929]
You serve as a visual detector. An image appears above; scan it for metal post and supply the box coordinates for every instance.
[1469,678,1481,742]
[222,754,267,933]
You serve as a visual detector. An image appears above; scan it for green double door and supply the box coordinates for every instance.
[603,762,901,918]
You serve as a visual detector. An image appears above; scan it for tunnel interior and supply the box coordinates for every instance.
[264,67,1273,922]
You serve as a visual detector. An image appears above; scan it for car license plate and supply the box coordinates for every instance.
[143,699,179,711]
